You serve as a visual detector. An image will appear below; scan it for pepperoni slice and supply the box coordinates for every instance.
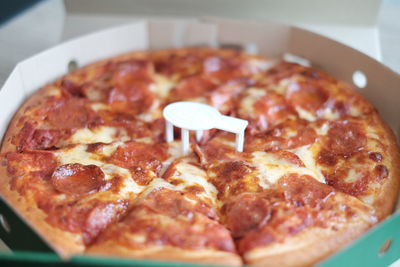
[286,80,328,113]
[108,85,154,115]
[210,78,250,113]
[108,142,168,185]
[250,90,296,132]
[82,200,128,244]
[44,198,129,245]
[260,62,326,86]
[39,97,101,129]
[199,135,246,163]
[152,52,203,77]
[278,174,334,207]
[6,150,57,178]
[271,150,305,167]
[203,56,245,82]
[224,193,272,238]
[246,119,316,152]
[12,122,66,151]
[208,160,259,200]
[323,151,389,196]
[51,163,105,195]
[100,201,236,252]
[142,189,217,220]
[327,119,367,156]
[169,75,217,101]
[111,59,153,87]
[264,62,302,83]
[108,60,154,114]
[61,78,85,97]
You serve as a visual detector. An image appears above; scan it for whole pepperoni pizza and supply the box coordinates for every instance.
[0,48,399,266]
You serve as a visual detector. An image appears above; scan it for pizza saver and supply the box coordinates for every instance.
[163,101,248,154]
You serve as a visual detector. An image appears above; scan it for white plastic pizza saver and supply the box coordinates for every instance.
[163,101,248,154]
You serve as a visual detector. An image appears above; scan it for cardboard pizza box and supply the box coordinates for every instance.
[0,18,399,267]
[62,0,383,61]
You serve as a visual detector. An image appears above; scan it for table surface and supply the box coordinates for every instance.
[0,0,399,253]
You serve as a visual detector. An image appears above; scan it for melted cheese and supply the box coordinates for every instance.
[69,126,127,144]
[251,151,325,188]
[56,144,144,194]
[319,107,340,120]
[315,121,330,135]
[249,58,277,71]
[140,178,177,199]
[46,87,61,97]
[344,169,363,183]
[172,161,218,201]
[269,78,290,94]
[289,145,325,182]
[136,100,162,122]
[90,103,109,111]
[295,107,316,122]
[239,88,266,117]
[152,74,176,99]
[86,89,102,101]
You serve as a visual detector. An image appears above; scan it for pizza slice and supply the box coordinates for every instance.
[227,174,377,266]
[311,114,400,219]
[87,157,242,266]
[251,61,376,125]
[8,52,177,151]
[194,132,377,266]
[0,140,178,258]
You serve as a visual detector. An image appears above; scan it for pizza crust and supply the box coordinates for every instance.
[87,243,242,266]
[243,220,371,267]
[370,115,400,219]
[0,86,89,258]
[0,165,85,258]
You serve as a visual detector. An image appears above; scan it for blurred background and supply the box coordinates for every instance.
[0,0,399,88]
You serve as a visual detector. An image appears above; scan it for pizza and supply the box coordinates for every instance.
[0,47,399,266]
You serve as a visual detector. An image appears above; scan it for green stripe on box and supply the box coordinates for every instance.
[319,212,400,267]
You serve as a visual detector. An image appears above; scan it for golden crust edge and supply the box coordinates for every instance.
[371,114,400,220]
[243,220,371,267]
[86,244,242,266]
[0,86,87,258]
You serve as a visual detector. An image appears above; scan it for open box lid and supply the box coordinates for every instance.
[0,18,399,266]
